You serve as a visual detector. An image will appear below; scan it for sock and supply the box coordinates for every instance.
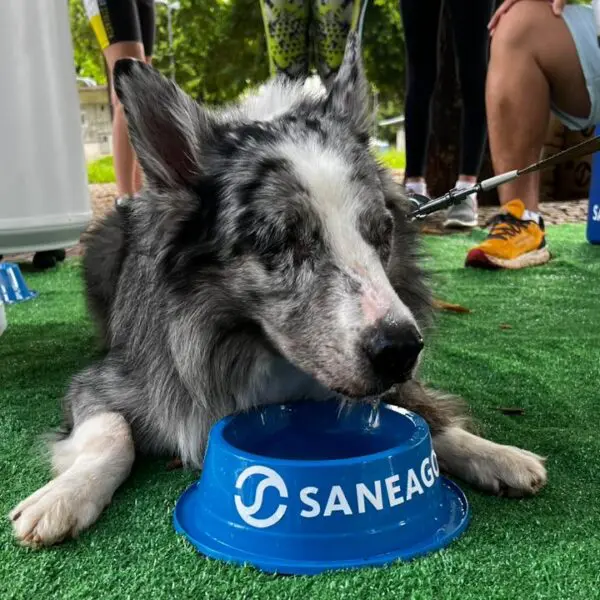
[523,209,541,224]
[115,195,135,207]
[455,180,478,206]
[405,181,428,197]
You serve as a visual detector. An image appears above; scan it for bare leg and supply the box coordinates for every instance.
[383,381,547,497]
[132,153,143,194]
[103,42,146,199]
[486,1,590,211]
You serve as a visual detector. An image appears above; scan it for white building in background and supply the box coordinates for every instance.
[378,115,405,152]
[78,84,113,161]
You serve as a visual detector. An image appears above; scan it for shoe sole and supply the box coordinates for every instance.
[444,218,478,229]
[465,247,551,270]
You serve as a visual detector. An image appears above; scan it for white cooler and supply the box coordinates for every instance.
[0,0,92,254]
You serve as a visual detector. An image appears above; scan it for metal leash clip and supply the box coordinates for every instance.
[407,188,478,221]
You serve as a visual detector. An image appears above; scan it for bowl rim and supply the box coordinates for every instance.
[210,400,432,467]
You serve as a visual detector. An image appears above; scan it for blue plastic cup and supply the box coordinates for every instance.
[0,262,38,305]
[173,399,470,575]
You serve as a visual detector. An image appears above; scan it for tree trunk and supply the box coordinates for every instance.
[424,2,498,206]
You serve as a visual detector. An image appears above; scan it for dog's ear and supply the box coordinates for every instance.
[112,58,213,190]
[324,31,371,133]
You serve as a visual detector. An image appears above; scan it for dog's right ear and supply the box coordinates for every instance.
[113,59,214,191]
[323,32,371,134]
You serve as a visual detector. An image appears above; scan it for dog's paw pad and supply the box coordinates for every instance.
[10,480,103,548]
[493,447,547,498]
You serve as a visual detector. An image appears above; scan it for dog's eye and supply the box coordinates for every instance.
[362,211,394,263]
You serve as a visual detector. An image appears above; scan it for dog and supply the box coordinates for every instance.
[9,33,546,547]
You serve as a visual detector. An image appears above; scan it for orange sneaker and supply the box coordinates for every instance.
[465,199,551,269]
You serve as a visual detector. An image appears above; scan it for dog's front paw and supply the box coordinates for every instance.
[9,476,105,548]
[478,445,547,498]
[434,427,547,498]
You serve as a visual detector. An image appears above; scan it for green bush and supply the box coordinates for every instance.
[87,156,116,184]
[378,149,406,170]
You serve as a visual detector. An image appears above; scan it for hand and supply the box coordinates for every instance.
[488,0,567,35]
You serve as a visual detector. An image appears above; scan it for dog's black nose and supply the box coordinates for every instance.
[364,324,424,386]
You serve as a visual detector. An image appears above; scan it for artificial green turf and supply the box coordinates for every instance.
[1,224,599,600]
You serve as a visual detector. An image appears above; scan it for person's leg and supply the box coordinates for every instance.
[259,0,311,80]
[83,0,146,204]
[104,42,146,201]
[466,2,595,269]
[312,0,363,88]
[443,0,494,228]
[449,0,494,183]
[132,111,144,193]
[399,0,443,197]
[488,2,591,211]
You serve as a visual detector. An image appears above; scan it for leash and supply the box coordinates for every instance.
[407,134,600,221]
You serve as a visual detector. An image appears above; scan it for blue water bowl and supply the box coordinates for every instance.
[173,399,470,575]
[0,263,38,305]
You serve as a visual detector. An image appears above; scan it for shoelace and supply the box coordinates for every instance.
[484,213,530,240]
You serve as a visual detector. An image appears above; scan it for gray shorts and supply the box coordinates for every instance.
[553,4,600,130]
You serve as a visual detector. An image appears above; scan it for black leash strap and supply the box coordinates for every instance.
[408,134,600,221]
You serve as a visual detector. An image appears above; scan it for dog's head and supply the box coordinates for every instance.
[113,34,429,398]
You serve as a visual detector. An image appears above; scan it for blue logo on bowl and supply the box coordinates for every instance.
[174,400,470,575]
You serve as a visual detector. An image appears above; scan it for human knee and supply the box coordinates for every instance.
[491,1,544,55]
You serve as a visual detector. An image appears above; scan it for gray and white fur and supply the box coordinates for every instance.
[10,34,546,547]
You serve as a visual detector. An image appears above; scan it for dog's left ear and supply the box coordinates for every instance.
[112,58,214,191]
[324,32,371,133]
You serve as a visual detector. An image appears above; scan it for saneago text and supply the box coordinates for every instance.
[234,451,440,528]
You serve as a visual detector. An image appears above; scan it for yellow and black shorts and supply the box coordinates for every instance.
[83,0,156,56]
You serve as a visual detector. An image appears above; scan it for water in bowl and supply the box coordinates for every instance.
[221,399,417,461]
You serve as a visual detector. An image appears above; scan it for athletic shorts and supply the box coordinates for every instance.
[83,0,156,57]
[553,4,600,130]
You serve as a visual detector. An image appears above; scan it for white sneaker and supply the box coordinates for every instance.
[444,195,478,228]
